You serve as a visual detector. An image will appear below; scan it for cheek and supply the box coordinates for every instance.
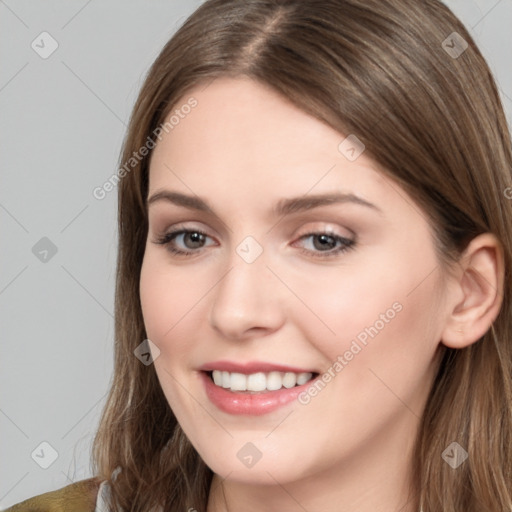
[280,263,399,356]
[140,234,443,373]
[140,254,186,350]
[139,250,216,359]
[286,245,442,376]
[139,254,207,413]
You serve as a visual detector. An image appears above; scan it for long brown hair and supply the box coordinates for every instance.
[91,1,512,510]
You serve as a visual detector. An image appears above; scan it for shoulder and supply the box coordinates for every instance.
[4,477,103,512]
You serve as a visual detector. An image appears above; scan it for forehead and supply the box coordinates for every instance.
[148,77,395,210]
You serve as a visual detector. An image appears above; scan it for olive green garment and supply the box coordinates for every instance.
[4,477,101,512]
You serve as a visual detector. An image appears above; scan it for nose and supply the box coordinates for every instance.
[208,250,286,341]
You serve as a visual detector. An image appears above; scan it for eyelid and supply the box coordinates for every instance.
[152,221,351,242]
[152,225,216,246]
[293,222,355,239]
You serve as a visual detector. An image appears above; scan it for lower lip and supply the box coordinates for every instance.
[199,371,316,416]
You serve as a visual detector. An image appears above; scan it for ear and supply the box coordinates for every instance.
[441,233,504,349]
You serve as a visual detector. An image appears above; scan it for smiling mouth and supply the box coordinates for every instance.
[205,370,319,394]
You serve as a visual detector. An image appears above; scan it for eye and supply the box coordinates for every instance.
[152,227,356,259]
[293,231,355,258]
[153,228,216,256]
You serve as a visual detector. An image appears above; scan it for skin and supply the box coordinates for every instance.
[139,76,503,512]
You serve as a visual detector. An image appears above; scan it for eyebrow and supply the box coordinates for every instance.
[146,190,382,216]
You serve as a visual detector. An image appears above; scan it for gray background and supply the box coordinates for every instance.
[1,0,511,508]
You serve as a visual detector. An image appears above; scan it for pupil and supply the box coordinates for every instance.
[313,234,335,251]
[186,232,204,248]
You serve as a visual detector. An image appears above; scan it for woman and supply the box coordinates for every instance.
[7,0,512,510]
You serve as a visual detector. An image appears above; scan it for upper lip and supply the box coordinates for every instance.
[199,360,317,374]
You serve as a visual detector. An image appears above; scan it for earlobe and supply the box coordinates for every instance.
[441,233,504,349]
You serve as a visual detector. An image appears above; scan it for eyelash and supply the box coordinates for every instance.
[153,228,356,259]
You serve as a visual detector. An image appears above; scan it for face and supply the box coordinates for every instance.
[140,76,448,486]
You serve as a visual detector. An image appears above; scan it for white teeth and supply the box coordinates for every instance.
[212,371,223,386]
[247,372,266,391]
[266,371,282,391]
[296,372,311,385]
[210,370,314,392]
[282,372,297,388]
[230,372,247,391]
